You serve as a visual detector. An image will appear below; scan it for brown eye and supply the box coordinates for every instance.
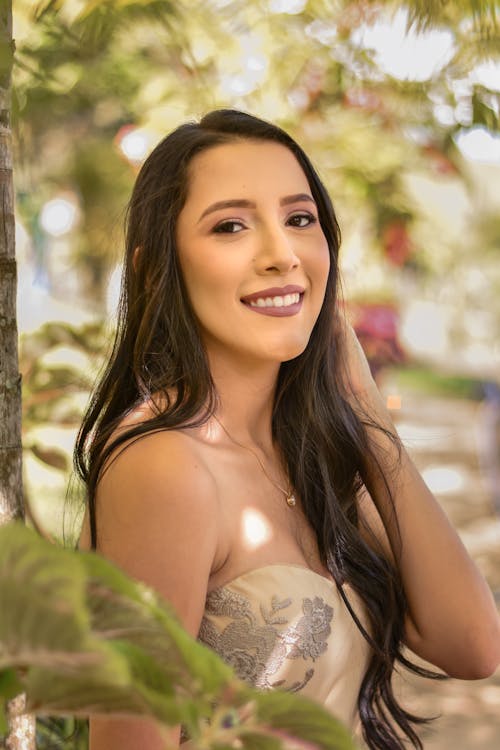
[213,220,245,234]
[287,213,316,228]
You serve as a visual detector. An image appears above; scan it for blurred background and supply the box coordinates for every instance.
[12,1,500,747]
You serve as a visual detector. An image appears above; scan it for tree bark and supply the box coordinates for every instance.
[0,0,22,526]
[0,1,35,748]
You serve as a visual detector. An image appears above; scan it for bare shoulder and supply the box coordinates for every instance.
[81,419,221,639]
[99,424,217,510]
[81,413,216,748]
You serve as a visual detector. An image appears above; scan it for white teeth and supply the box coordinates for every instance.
[248,292,301,308]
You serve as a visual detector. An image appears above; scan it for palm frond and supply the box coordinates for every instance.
[403,0,498,33]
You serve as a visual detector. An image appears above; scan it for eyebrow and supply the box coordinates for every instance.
[197,193,316,222]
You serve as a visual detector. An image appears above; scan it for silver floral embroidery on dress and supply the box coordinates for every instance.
[198,586,334,692]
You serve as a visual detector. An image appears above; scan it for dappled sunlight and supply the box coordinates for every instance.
[218,36,268,98]
[472,60,500,91]
[455,126,500,164]
[351,7,455,82]
[421,465,467,494]
[240,507,273,550]
[269,0,307,13]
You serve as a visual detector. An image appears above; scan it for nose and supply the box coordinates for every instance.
[254,223,300,275]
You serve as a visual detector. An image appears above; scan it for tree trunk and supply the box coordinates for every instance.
[0,1,35,747]
[0,0,22,526]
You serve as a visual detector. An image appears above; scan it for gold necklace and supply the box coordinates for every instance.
[213,415,297,508]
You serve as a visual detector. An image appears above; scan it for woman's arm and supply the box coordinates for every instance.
[344,325,500,679]
[79,429,222,749]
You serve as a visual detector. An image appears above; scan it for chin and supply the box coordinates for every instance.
[279,350,307,364]
[267,339,310,364]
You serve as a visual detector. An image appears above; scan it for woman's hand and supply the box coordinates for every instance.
[340,323,376,397]
[338,322,388,423]
[342,318,500,679]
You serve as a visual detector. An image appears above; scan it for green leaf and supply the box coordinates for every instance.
[0,669,24,702]
[0,703,7,737]
[0,673,24,738]
[0,523,232,728]
[0,524,358,749]
[250,690,358,750]
[472,90,499,129]
[238,732,283,750]
[0,521,95,664]
[0,523,137,711]
[81,550,234,695]
[0,671,25,737]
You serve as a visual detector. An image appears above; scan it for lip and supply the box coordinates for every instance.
[240,285,305,303]
[240,285,304,318]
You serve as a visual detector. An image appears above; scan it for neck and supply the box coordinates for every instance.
[206,349,280,451]
[202,349,297,507]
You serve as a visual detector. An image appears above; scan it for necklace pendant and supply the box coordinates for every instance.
[286,493,297,508]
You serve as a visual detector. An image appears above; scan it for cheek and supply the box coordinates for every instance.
[180,250,216,295]
[183,247,245,300]
[313,242,331,287]
[180,252,239,326]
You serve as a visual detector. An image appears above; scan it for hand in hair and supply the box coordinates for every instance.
[344,325,500,680]
[338,321,378,403]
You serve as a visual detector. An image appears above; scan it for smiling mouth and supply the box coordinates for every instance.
[240,292,304,317]
[246,292,301,309]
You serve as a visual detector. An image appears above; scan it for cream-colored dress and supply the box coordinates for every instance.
[183,564,371,743]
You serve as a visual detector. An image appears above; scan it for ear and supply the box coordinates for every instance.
[132,246,141,272]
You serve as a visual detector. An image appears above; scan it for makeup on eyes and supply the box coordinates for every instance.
[197,192,317,223]
[211,211,317,235]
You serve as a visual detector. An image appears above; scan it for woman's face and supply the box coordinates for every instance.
[176,139,330,367]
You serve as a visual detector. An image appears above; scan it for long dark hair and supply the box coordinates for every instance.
[75,109,440,749]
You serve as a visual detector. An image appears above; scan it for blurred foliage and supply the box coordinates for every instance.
[11,4,500,745]
[0,523,358,750]
[21,321,106,429]
[389,364,485,400]
[12,0,500,296]
[13,0,500,535]
[36,717,88,750]
[20,320,109,543]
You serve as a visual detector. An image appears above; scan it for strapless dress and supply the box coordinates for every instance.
[182,563,371,744]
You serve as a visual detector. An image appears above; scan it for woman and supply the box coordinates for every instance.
[77,109,500,750]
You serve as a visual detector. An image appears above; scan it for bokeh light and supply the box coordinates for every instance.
[117,126,156,165]
[422,465,467,494]
[455,126,500,164]
[39,196,80,237]
[269,0,307,14]
[352,8,455,82]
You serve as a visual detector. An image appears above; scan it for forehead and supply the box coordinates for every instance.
[185,140,310,204]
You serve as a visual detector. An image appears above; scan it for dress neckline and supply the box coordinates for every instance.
[207,562,342,596]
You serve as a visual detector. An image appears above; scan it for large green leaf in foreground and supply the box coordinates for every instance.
[0,523,358,750]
